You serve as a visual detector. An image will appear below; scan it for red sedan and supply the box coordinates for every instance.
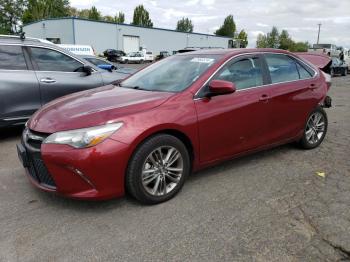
[17,49,332,204]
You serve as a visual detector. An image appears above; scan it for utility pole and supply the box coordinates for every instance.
[317,23,321,44]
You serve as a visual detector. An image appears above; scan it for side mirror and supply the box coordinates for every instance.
[208,80,236,97]
[82,65,93,76]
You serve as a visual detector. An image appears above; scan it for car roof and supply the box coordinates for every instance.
[177,48,292,56]
[0,34,54,46]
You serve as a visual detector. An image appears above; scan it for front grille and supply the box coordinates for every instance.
[23,128,56,188]
[25,129,49,150]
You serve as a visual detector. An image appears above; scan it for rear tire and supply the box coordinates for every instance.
[126,134,190,204]
[299,107,328,149]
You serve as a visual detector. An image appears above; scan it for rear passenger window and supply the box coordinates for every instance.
[30,47,82,72]
[265,54,299,83]
[0,45,27,70]
[296,62,313,79]
[215,57,263,90]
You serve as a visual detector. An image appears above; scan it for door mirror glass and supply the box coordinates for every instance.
[208,80,236,96]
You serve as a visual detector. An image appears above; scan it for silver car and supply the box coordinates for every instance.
[0,35,130,128]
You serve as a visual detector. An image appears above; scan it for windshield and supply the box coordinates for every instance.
[120,54,221,92]
[85,57,112,67]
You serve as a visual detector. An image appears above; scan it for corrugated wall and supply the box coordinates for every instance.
[24,18,74,44]
[24,18,231,55]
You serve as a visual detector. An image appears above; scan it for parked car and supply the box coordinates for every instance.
[156,51,171,60]
[0,35,131,128]
[78,55,137,74]
[144,51,154,62]
[119,52,145,64]
[103,49,125,62]
[57,44,95,56]
[18,49,332,204]
[343,48,350,72]
[330,57,348,76]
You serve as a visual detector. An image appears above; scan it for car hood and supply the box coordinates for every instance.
[29,85,173,133]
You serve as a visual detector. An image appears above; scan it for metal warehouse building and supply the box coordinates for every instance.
[23,17,233,55]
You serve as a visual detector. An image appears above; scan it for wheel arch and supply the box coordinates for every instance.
[127,127,197,171]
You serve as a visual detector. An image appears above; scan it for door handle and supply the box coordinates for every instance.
[259,94,270,102]
[40,78,56,84]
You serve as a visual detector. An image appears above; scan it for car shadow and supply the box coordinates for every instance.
[0,125,24,140]
[31,143,299,211]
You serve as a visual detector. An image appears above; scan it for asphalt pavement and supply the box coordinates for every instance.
[0,73,349,262]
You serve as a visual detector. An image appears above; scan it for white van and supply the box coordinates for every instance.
[57,44,95,56]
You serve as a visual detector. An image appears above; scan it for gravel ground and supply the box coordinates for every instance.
[0,74,349,262]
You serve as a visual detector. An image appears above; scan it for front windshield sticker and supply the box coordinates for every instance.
[190,57,215,64]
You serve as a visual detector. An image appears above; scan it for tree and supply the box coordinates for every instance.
[132,5,153,27]
[290,41,309,52]
[103,15,114,22]
[215,15,236,37]
[266,26,279,48]
[0,0,27,34]
[237,29,248,48]
[88,6,101,21]
[114,11,125,23]
[176,17,193,33]
[22,0,70,24]
[76,9,89,19]
[278,29,293,50]
[256,33,268,48]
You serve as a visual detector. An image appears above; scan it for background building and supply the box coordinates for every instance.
[23,17,234,55]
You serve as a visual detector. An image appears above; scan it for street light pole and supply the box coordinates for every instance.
[317,23,322,44]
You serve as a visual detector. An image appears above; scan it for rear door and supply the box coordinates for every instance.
[262,53,319,143]
[0,44,40,123]
[28,46,104,105]
[195,54,272,162]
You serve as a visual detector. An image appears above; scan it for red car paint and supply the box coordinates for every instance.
[23,49,330,200]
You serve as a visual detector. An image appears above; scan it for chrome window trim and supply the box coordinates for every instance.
[193,51,318,100]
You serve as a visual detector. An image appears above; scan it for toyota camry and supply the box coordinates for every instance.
[17,49,332,204]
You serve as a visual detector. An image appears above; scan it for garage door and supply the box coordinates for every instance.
[123,35,140,54]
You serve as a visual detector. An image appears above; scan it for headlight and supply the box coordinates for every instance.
[43,122,123,148]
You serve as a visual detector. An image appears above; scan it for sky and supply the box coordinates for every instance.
[70,0,350,48]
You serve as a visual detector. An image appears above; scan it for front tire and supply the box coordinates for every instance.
[299,107,328,149]
[342,68,347,76]
[126,134,190,204]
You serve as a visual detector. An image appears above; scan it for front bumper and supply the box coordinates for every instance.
[17,129,131,200]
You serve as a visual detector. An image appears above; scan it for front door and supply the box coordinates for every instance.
[194,55,271,163]
[28,47,103,105]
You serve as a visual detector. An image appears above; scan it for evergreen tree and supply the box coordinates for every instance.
[215,15,236,37]
[176,17,193,33]
[132,5,153,27]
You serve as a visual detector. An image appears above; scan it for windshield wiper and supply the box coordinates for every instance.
[121,85,149,91]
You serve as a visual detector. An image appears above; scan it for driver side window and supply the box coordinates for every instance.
[30,47,83,72]
[214,57,263,90]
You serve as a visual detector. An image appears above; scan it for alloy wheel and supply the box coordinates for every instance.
[141,146,183,196]
[305,112,325,145]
